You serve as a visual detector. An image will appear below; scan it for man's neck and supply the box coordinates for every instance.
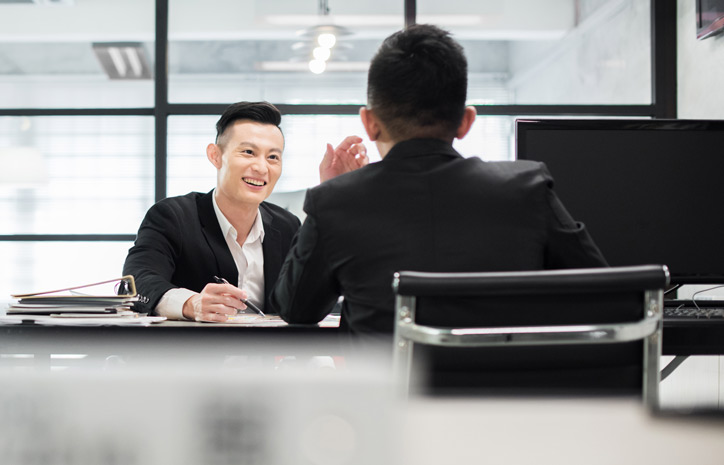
[376,139,396,158]
[378,137,454,158]
[215,191,259,243]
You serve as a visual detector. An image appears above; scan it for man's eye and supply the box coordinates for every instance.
[268,154,280,160]
[241,149,253,155]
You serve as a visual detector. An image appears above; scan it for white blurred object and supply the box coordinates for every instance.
[0,365,399,465]
[266,189,307,221]
[0,146,48,189]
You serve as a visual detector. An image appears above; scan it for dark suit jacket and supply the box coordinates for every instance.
[270,138,607,337]
[123,190,300,315]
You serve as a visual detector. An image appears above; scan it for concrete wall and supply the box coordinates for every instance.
[509,0,651,104]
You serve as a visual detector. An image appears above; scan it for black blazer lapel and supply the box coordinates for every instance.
[260,205,282,304]
[197,190,238,284]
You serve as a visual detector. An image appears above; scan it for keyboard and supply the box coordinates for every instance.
[664,306,724,320]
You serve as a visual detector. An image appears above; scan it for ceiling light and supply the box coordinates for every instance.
[308,59,326,74]
[312,46,331,61]
[317,32,336,48]
[92,42,152,80]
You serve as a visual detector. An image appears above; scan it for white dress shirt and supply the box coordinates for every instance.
[155,192,266,320]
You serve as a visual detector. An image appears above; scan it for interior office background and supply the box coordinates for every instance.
[0,0,722,406]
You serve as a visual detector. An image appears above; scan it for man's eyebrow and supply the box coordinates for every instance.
[235,141,283,153]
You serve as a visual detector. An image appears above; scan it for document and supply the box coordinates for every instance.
[3,276,165,325]
[7,276,138,315]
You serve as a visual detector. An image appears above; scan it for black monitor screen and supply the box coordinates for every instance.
[516,119,724,285]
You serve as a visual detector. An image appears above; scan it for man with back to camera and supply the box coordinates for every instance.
[270,24,608,341]
[123,101,366,322]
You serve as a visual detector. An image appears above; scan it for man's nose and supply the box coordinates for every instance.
[250,157,268,174]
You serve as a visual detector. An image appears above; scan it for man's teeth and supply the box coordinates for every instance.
[244,178,265,186]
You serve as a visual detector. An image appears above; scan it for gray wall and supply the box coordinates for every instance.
[509,0,651,105]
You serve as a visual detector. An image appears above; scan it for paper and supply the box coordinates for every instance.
[11,275,137,299]
[0,313,166,326]
[3,276,149,325]
[7,276,138,316]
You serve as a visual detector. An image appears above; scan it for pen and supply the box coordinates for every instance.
[213,275,266,317]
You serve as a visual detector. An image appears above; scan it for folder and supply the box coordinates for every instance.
[8,276,138,315]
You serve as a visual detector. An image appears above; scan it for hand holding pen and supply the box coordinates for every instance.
[213,276,266,317]
[181,276,264,322]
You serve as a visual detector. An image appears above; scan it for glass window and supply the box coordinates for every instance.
[0,1,155,108]
[168,0,403,104]
[168,114,378,197]
[0,116,154,235]
[167,113,515,202]
[418,0,651,105]
[454,116,515,161]
[0,242,133,299]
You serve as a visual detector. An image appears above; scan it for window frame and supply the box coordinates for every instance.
[0,0,676,243]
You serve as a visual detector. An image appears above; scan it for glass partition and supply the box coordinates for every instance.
[168,0,403,104]
[0,116,154,235]
[418,0,652,105]
[0,0,155,109]
[167,113,515,200]
[0,241,134,299]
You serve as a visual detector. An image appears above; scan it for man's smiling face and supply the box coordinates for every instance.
[211,120,284,209]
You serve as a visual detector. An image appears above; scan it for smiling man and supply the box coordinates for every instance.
[122,101,301,322]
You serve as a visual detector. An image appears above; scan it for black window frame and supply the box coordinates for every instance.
[0,0,676,243]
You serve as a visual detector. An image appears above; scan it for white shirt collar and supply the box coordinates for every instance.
[212,190,265,244]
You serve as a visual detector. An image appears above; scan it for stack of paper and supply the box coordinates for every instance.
[2,276,165,326]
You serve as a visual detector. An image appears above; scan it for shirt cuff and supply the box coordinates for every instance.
[156,288,197,320]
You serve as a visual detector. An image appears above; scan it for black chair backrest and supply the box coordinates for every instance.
[393,265,669,398]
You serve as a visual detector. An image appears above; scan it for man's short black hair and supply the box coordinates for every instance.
[367,24,468,141]
[215,101,283,147]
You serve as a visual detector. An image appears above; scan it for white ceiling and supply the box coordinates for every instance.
[0,0,580,77]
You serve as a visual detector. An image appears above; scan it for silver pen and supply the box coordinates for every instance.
[213,275,266,317]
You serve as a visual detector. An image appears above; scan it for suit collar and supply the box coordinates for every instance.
[383,138,463,161]
[198,190,238,283]
[260,203,283,302]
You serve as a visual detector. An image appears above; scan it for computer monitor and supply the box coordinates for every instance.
[516,119,724,285]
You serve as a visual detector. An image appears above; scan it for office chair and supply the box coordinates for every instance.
[392,265,669,407]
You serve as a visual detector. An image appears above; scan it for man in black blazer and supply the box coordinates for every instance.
[270,25,607,340]
[123,102,300,321]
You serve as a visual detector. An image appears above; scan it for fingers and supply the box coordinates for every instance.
[348,143,369,168]
[334,135,363,154]
[320,136,368,183]
[320,143,335,168]
[209,282,247,301]
[335,143,368,172]
[348,142,367,158]
[192,283,248,322]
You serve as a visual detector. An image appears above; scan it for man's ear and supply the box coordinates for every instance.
[455,106,477,140]
[207,143,222,169]
[359,107,382,141]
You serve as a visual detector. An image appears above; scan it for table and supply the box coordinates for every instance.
[661,319,724,356]
[2,315,723,374]
[0,318,350,371]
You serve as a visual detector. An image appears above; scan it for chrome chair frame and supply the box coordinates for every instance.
[392,265,669,407]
